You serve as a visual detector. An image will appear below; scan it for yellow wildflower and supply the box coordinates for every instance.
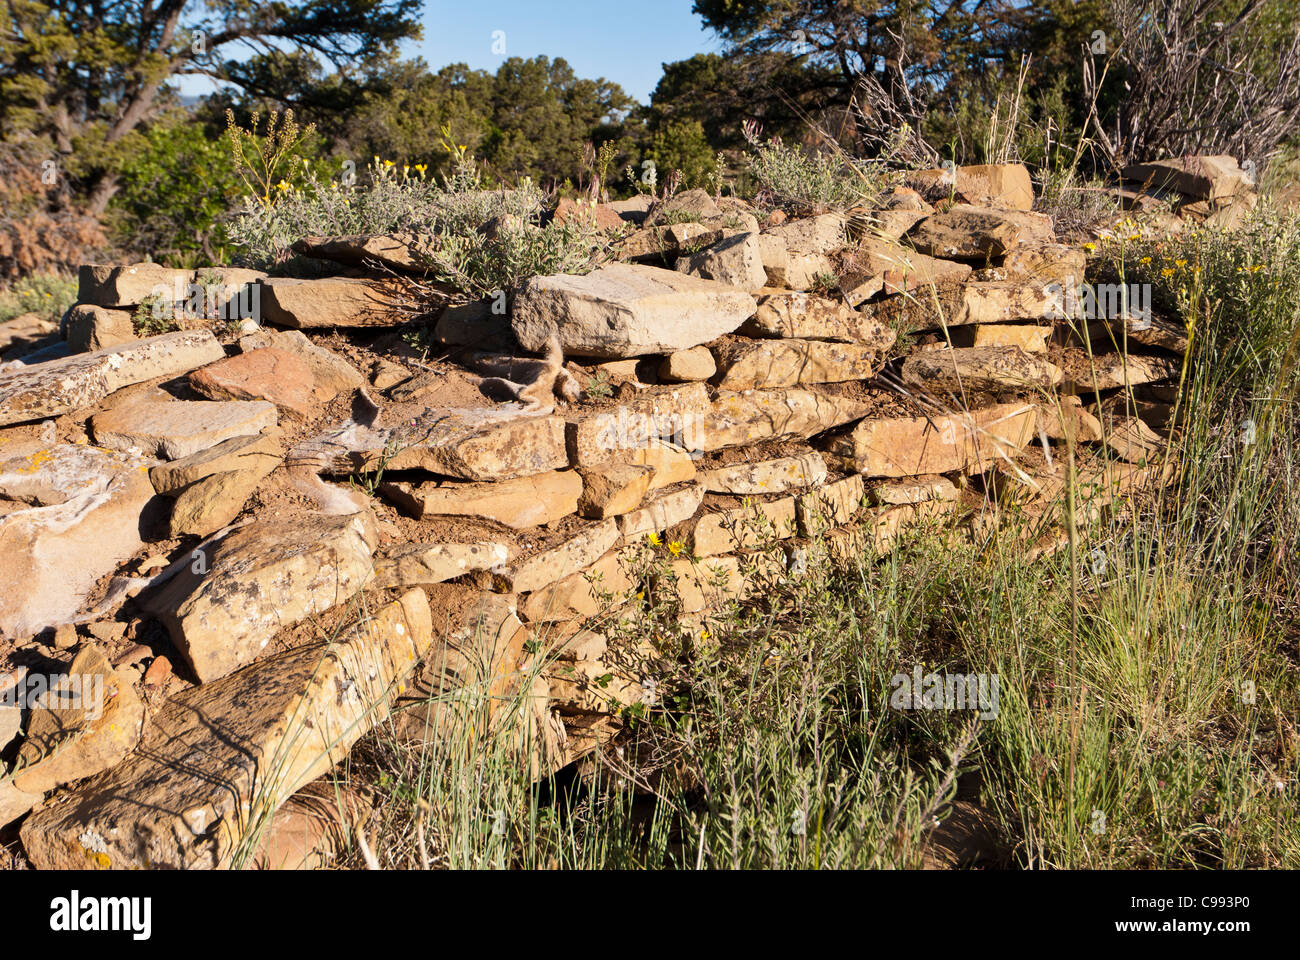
[647,532,662,546]
[667,540,684,557]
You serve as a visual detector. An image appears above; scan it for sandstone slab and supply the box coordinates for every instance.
[495,519,620,594]
[371,541,508,589]
[237,328,365,393]
[698,453,827,495]
[566,382,711,467]
[745,292,890,343]
[578,465,654,519]
[609,439,697,490]
[795,474,865,536]
[295,406,568,482]
[167,468,265,537]
[189,348,319,420]
[64,304,135,353]
[902,346,1064,394]
[0,330,224,426]
[260,277,407,328]
[831,403,1038,477]
[0,444,157,638]
[868,476,959,505]
[838,238,973,306]
[907,205,1054,259]
[78,263,192,308]
[519,549,638,623]
[713,338,889,390]
[906,163,1035,210]
[617,482,706,539]
[688,389,869,451]
[291,233,428,272]
[512,263,756,359]
[380,470,582,529]
[676,232,767,292]
[21,591,431,869]
[149,430,283,494]
[138,513,375,684]
[691,497,796,556]
[91,399,277,460]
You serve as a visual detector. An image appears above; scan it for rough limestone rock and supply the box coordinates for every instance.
[91,399,277,460]
[294,406,568,482]
[1001,244,1086,284]
[0,443,157,638]
[496,519,620,594]
[688,388,870,452]
[868,476,959,505]
[829,402,1038,477]
[380,470,582,529]
[906,205,1054,259]
[371,541,508,589]
[21,591,431,870]
[969,324,1052,353]
[675,232,768,292]
[512,263,757,359]
[906,163,1035,211]
[901,345,1064,393]
[1068,354,1181,392]
[149,429,283,494]
[618,482,706,539]
[796,474,865,536]
[167,459,276,538]
[1121,156,1249,202]
[659,345,717,382]
[291,233,428,272]
[691,498,797,555]
[519,549,637,622]
[564,382,711,467]
[578,464,654,519]
[4,645,144,818]
[713,337,890,390]
[189,348,319,420]
[138,513,376,684]
[64,304,136,353]
[608,439,697,490]
[237,328,366,393]
[871,281,1064,330]
[765,214,846,255]
[260,277,407,328]
[746,292,891,343]
[1038,396,1104,443]
[699,453,828,495]
[78,263,192,308]
[838,238,974,306]
[0,329,224,426]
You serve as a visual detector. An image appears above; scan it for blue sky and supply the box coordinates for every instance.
[410,1,720,103]
[180,1,721,105]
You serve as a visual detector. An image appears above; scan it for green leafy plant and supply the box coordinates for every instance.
[0,272,77,324]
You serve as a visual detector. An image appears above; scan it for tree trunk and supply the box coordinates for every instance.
[87,174,121,217]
